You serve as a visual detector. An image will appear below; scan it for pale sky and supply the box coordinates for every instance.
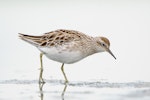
[0,0,150,82]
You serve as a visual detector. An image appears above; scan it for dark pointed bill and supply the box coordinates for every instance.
[107,49,116,59]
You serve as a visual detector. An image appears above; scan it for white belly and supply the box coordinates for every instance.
[38,46,85,64]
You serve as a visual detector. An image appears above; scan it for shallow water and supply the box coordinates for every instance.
[0,80,150,100]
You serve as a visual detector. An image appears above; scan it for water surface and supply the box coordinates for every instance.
[0,79,150,100]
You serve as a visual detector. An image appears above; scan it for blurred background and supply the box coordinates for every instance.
[0,0,150,82]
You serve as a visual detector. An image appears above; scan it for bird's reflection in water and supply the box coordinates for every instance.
[38,81,68,100]
[61,82,68,100]
[39,82,45,100]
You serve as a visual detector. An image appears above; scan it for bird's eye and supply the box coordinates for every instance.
[101,43,105,47]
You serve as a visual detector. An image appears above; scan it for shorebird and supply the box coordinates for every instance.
[19,29,116,83]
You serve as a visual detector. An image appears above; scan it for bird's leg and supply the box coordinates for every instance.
[39,53,45,84]
[61,63,68,83]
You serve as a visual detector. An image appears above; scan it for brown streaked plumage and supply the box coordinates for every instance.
[19,29,86,47]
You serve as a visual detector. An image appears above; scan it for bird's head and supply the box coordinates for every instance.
[95,37,116,59]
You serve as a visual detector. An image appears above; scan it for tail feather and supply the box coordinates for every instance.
[19,33,42,46]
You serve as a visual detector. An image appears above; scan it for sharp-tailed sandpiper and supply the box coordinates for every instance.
[19,29,116,83]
